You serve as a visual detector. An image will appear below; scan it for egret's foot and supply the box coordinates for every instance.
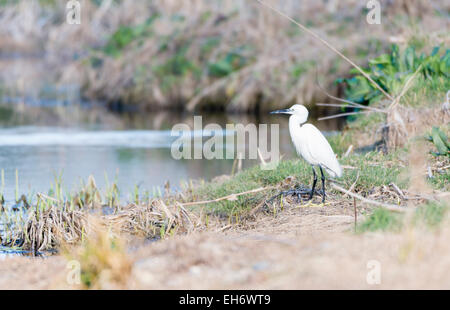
[305,188,326,202]
[313,189,326,203]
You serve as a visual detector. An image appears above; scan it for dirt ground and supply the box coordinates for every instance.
[1,198,450,290]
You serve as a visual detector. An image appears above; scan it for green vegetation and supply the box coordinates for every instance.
[208,50,248,78]
[427,126,450,157]
[64,222,132,289]
[102,15,159,58]
[193,150,408,216]
[358,202,449,233]
[400,74,449,108]
[357,208,403,233]
[414,202,448,228]
[339,44,449,105]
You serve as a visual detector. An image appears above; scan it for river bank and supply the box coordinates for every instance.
[0,0,448,290]
[0,86,448,288]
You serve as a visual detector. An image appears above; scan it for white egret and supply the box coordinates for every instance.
[270,104,342,202]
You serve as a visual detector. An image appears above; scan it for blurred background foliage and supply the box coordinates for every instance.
[0,0,448,113]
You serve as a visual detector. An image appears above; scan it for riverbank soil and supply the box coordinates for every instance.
[1,196,449,290]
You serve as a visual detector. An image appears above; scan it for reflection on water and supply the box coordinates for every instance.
[0,102,343,203]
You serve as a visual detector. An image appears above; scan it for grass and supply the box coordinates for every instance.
[192,149,409,216]
[63,219,132,289]
[429,172,450,191]
[357,208,403,233]
[358,201,449,233]
[331,69,449,157]
[414,202,448,228]
[402,75,450,108]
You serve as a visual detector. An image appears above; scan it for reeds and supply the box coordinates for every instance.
[0,174,204,254]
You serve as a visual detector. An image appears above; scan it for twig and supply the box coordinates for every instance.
[257,147,267,166]
[344,171,359,198]
[314,77,386,113]
[216,224,232,232]
[341,165,357,170]
[316,103,385,113]
[388,64,423,110]
[427,166,433,178]
[318,111,371,121]
[436,165,450,172]
[330,183,407,212]
[181,186,276,207]
[37,193,59,203]
[255,0,393,101]
[389,183,406,200]
[344,145,354,158]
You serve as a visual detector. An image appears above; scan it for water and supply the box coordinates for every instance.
[0,103,343,203]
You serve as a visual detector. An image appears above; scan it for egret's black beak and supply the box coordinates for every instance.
[270,109,292,115]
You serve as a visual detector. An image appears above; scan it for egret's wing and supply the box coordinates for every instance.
[302,124,342,177]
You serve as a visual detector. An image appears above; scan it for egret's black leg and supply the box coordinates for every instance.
[319,166,326,203]
[308,166,317,201]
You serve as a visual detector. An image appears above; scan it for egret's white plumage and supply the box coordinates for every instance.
[287,105,342,178]
[270,104,342,202]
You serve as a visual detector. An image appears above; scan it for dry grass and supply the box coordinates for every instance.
[25,197,205,254]
[1,0,447,111]
[4,211,450,289]
[61,218,132,289]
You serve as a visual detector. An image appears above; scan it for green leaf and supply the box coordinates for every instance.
[431,46,441,57]
[369,53,391,65]
[208,60,233,77]
[431,126,449,155]
[391,44,401,69]
[437,127,450,149]
[441,50,450,76]
[208,52,246,77]
[404,46,415,70]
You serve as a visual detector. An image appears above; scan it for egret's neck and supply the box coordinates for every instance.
[289,114,307,132]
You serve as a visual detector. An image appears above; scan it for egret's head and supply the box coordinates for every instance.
[270,104,309,123]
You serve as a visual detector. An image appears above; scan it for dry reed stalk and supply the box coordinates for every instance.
[24,206,86,252]
[330,183,407,212]
[180,186,277,207]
